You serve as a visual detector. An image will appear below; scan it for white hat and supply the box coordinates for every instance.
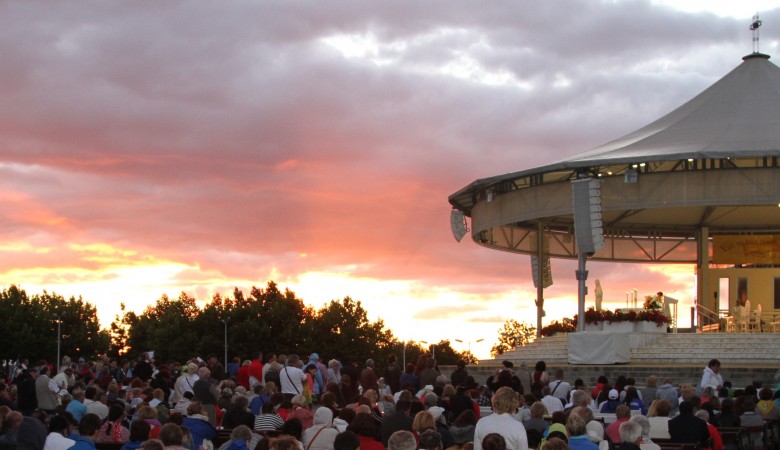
[428,406,445,420]
[586,421,604,443]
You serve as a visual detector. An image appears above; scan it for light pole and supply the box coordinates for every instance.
[455,338,484,358]
[221,317,230,370]
[53,312,64,369]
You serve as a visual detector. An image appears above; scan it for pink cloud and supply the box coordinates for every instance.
[0,1,771,339]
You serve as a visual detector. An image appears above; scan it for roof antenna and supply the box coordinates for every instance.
[750,13,762,54]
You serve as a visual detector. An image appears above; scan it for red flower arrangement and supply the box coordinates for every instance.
[572,307,670,327]
[634,309,670,326]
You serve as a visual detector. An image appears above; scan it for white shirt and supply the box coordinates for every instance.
[261,362,272,384]
[548,380,571,401]
[182,373,199,393]
[52,372,70,390]
[474,413,528,450]
[327,368,341,385]
[647,417,671,439]
[541,395,564,415]
[47,377,64,395]
[173,372,199,403]
[302,425,339,450]
[279,365,306,395]
[700,367,723,391]
[44,433,75,450]
[85,399,109,420]
[174,398,191,415]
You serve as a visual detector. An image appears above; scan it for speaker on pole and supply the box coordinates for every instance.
[531,255,553,289]
[571,178,605,254]
[450,209,469,242]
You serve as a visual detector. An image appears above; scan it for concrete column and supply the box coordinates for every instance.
[536,221,545,337]
[697,227,711,316]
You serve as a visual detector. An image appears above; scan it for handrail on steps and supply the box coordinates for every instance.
[696,302,721,331]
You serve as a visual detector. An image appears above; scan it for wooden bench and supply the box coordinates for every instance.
[764,420,780,450]
[701,323,720,333]
[718,426,741,446]
[718,426,758,450]
[213,429,233,448]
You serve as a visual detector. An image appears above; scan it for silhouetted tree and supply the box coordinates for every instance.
[310,297,396,365]
[124,292,200,361]
[490,319,536,357]
[109,303,138,357]
[0,285,109,363]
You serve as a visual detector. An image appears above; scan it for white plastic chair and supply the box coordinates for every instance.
[748,304,762,332]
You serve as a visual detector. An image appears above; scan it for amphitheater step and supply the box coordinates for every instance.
[474,331,780,388]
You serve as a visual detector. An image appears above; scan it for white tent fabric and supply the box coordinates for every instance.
[449,53,780,212]
[565,53,780,165]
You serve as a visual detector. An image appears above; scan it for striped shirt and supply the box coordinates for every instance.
[254,413,284,431]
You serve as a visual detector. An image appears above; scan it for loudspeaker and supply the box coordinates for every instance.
[531,254,553,288]
[571,178,605,254]
[450,209,469,242]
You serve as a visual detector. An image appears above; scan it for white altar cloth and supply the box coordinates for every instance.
[568,332,631,364]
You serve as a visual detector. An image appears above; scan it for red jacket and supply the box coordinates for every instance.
[358,435,385,450]
[248,360,263,384]
[704,423,723,450]
[237,366,251,389]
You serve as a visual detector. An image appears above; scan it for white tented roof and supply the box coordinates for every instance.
[450,53,780,213]
[449,53,780,263]
[564,53,780,164]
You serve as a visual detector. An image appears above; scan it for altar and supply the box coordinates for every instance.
[567,330,664,364]
[584,320,666,332]
[567,332,631,364]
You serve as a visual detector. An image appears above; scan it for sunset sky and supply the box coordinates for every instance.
[2,1,779,360]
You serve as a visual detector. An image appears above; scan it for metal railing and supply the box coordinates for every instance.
[696,303,722,332]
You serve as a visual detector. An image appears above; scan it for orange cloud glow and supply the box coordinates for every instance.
[0,1,756,359]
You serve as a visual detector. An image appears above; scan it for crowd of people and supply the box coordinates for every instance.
[0,352,779,450]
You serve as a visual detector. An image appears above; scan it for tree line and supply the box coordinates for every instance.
[0,282,478,368]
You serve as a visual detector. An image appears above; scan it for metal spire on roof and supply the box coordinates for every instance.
[750,13,762,53]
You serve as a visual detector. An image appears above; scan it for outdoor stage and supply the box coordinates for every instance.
[442,361,779,393]
[462,331,780,389]
[448,52,780,346]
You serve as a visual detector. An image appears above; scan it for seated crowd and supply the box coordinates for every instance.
[0,353,778,450]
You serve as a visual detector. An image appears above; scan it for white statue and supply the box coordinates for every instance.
[595,279,603,311]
